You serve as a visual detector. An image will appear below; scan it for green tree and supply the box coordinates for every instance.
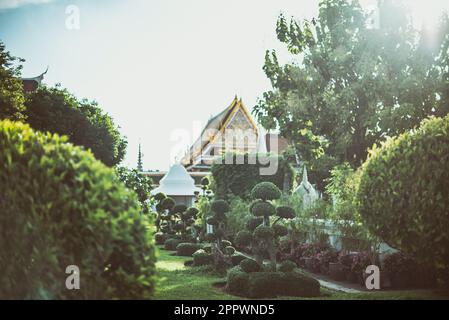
[116,167,153,214]
[0,41,26,121]
[25,85,127,166]
[254,0,449,187]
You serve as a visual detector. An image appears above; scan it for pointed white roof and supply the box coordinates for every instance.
[150,164,202,196]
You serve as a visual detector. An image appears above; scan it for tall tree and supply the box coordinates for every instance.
[0,41,26,121]
[25,85,127,166]
[254,0,449,189]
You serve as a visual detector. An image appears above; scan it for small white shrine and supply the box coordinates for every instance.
[150,164,202,206]
[294,165,320,208]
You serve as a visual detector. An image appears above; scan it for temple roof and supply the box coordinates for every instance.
[21,67,48,92]
[181,96,258,165]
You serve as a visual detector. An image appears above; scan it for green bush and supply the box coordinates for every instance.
[239,259,261,273]
[250,200,276,217]
[211,199,230,214]
[357,115,449,285]
[247,272,282,298]
[246,217,263,231]
[226,266,250,296]
[278,260,297,272]
[231,253,247,266]
[273,224,288,237]
[235,230,253,247]
[277,271,320,297]
[251,182,282,201]
[224,246,236,255]
[155,232,169,245]
[276,206,296,219]
[253,225,274,241]
[192,249,212,266]
[0,120,156,299]
[176,243,202,257]
[164,238,182,251]
[211,153,294,199]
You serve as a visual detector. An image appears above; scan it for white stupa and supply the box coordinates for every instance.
[294,165,320,208]
[151,163,202,206]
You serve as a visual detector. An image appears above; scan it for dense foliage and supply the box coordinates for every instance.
[0,120,155,299]
[357,115,449,286]
[116,167,153,214]
[25,85,127,166]
[211,153,294,199]
[0,41,26,121]
[254,0,449,189]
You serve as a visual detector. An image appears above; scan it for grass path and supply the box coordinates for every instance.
[154,247,446,300]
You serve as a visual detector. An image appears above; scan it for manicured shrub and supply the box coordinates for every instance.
[211,153,294,199]
[155,232,169,245]
[239,259,261,273]
[204,233,217,242]
[224,246,236,255]
[251,182,282,201]
[278,260,297,272]
[357,115,449,286]
[0,120,156,299]
[250,200,276,217]
[211,199,230,215]
[164,238,182,251]
[273,224,288,237]
[231,253,247,266]
[226,266,249,296]
[277,271,320,297]
[246,217,263,231]
[176,243,203,257]
[192,249,213,266]
[235,230,253,247]
[220,240,232,248]
[247,272,282,298]
[276,206,296,219]
[253,225,274,241]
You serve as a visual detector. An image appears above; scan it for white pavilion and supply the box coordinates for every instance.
[150,163,202,206]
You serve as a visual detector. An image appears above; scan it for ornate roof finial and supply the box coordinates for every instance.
[302,165,308,183]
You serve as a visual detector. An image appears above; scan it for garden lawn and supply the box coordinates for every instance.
[154,248,446,300]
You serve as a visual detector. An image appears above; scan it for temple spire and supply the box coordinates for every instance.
[137,143,143,172]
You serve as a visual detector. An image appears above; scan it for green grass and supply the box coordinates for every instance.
[154,247,446,300]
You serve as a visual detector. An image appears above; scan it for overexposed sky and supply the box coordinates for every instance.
[0,0,447,170]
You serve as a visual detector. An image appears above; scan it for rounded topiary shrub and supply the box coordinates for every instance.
[231,253,247,266]
[277,271,320,297]
[0,120,156,299]
[164,238,182,251]
[272,224,288,237]
[278,260,297,272]
[250,200,276,217]
[235,230,253,248]
[357,115,449,285]
[247,272,282,298]
[239,259,261,273]
[250,182,282,201]
[192,249,212,266]
[176,243,203,256]
[253,225,274,241]
[276,206,296,219]
[226,266,249,296]
[155,232,169,245]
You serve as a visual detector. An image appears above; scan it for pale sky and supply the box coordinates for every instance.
[1,0,447,170]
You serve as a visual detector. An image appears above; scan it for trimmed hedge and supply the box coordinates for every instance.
[357,115,449,285]
[192,249,212,266]
[155,232,169,245]
[226,266,249,295]
[247,272,283,298]
[239,259,261,273]
[164,238,182,251]
[231,253,247,266]
[278,260,296,272]
[0,120,156,299]
[277,271,320,297]
[176,243,203,257]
